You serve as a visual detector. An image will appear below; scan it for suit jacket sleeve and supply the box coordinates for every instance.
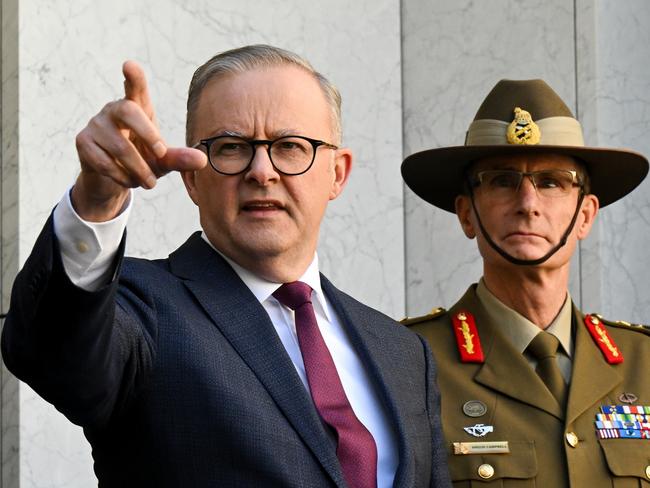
[420,334,452,487]
[1,214,154,429]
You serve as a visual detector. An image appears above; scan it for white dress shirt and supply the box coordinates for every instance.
[52,188,398,487]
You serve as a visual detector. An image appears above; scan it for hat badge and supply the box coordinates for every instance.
[506,107,541,145]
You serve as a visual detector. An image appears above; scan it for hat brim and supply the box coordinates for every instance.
[401,144,649,212]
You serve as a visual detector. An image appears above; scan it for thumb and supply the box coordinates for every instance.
[155,147,208,174]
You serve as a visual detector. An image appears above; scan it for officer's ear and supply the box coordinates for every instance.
[455,195,477,239]
[576,193,599,240]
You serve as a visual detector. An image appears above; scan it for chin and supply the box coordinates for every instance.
[498,242,547,258]
[483,249,547,267]
[508,251,545,261]
[235,228,296,258]
[240,240,290,258]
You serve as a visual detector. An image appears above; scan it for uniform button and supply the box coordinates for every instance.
[477,463,494,479]
[645,465,650,479]
[76,240,90,253]
[566,432,579,447]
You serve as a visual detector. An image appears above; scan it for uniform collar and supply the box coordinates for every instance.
[200,232,331,321]
[476,278,573,357]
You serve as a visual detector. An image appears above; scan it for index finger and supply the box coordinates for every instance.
[122,60,154,119]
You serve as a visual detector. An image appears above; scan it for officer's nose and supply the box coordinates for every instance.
[516,175,541,215]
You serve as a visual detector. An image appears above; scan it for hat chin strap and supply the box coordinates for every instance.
[468,189,585,266]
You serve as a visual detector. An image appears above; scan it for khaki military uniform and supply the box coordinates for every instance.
[406,284,650,487]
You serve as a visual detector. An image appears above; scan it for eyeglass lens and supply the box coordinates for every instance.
[476,170,578,198]
[208,136,316,175]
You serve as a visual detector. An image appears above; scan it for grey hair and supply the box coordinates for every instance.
[185,44,342,146]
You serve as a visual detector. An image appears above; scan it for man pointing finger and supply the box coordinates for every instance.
[3,45,451,487]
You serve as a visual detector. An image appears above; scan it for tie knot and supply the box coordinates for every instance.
[527,331,560,360]
[273,281,313,310]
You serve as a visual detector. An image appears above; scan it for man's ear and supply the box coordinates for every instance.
[455,195,477,238]
[576,193,599,240]
[329,148,353,200]
[181,170,200,206]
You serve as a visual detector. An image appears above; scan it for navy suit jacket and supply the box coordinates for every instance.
[2,217,451,487]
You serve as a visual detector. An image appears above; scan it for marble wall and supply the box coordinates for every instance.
[2,0,649,486]
[591,0,650,322]
[2,0,20,486]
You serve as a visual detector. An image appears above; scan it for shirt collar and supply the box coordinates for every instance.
[476,278,573,357]
[200,232,331,320]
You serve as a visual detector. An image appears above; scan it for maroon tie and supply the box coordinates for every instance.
[273,281,378,488]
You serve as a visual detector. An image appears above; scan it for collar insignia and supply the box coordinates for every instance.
[452,311,485,363]
[584,314,624,364]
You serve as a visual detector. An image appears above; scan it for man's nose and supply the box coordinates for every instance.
[515,174,541,212]
[517,174,539,195]
[244,146,280,185]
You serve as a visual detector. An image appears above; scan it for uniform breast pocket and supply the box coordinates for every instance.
[600,439,650,487]
[447,441,537,487]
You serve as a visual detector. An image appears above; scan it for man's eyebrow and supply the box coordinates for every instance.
[222,129,244,137]
[274,129,302,137]
[204,129,304,139]
[247,129,305,139]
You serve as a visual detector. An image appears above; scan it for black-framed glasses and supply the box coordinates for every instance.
[470,169,584,199]
[192,135,338,176]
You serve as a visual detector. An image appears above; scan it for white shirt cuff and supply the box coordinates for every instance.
[52,188,132,291]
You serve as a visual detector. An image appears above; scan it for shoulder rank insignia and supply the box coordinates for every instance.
[583,314,624,364]
[452,311,485,363]
[400,307,446,327]
[592,314,650,337]
[506,107,541,145]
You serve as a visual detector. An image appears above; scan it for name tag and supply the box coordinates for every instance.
[453,441,510,455]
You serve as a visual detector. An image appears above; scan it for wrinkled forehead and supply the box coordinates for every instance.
[192,66,335,140]
[468,153,583,174]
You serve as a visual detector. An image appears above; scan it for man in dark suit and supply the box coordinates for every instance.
[1,45,451,487]
[401,79,650,486]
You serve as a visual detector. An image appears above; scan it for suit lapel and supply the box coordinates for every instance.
[566,308,622,425]
[456,288,564,420]
[169,234,345,487]
[320,276,413,488]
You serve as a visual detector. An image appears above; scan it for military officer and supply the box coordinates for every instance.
[401,79,650,486]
